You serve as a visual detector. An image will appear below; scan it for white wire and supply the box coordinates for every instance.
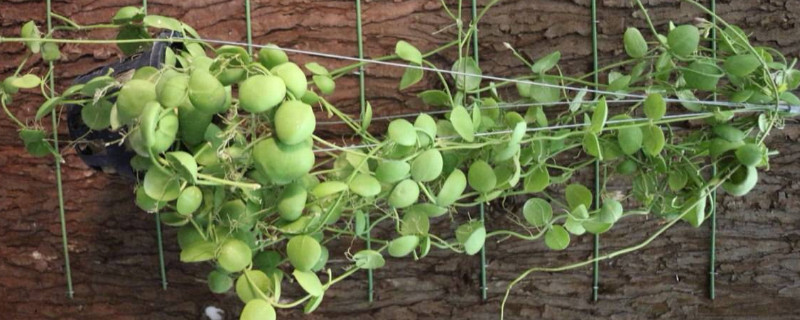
[184,36,800,114]
[311,110,739,153]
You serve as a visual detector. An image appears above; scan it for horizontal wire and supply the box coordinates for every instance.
[188,36,800,114]
[311,109,756,153]
[316,100,644,125]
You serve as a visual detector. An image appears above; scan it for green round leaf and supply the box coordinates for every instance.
[388,119,417,146]
[523,198,552,228]
[644,93,666,121]
[582,132,602,160]
[240,299,276,320]
[401,209,430,235]
[418,90,451,107]
[180,240,216,262]
[135,185,165,212]
[143,167,181,202]
[143,15,182,31]
[388,179,420,209]
[545,225,570,250]
[112,6,143,24]
[589,97,607,134]
[353,250,385,269]
[451,57,482,91]
[376,160,410,183]
[166,151,198,183]
[274,100,316,145]
[642,124,665,156]
[188,69,227,114]
[236,270,272,303]
[735,143,762,167]
[455,221,486,255]
[258,44,289,69]
[156,73,188,108]
[388,235,419,257]
[524,166,550,192]
[712,124,746,142]
[312,181,348,198]
[450,105,475,142]
[176,186,203,216]
[117,79,157,123]
[349,173,381,197]
[682,191,707,228]
[271,62,307,98]
[468,160,496,193]
[238,75,286,113]
[531,51,561,74]
[313,75,336,95]
[293,269,323,297]
[207,270,233,294]
[722,165,758,197]
[668,25,700,57]
[617,118,643,155]
[437,169,467,207]
[623,27,648,58]
[278,183,308,221]
[395,40,422,64]
[80,99,113,130]
[600,199,623,223]
[399,67,423,90]
[411,149,443,182]
[218,239,252,273]
[287,235,322,271]
[414,113,438,146]
[253,138,314,185]
[683,61,724,91]
[565,183,592,210]
[724,54,761,77]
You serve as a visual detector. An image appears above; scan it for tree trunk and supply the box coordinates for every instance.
[2,0,800,319]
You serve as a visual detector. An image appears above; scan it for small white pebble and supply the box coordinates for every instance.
[204,306,224,320]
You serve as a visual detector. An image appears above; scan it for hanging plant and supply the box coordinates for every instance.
[1,0,798,319]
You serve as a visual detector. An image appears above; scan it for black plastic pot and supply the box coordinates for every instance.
[67,31,183,179]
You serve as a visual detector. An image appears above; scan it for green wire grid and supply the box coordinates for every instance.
[471,0,488,302]
[354,0,374,303]
[709,0,717,301]
[46,0,74,299]
[245,0,253,55]
[141,0,169,290]
[590,0,600,302]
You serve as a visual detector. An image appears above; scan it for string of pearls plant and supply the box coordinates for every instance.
[1,0,797,319]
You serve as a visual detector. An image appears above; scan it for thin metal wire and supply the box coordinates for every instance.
[471,0,489,302]
[709,0,718,301]
[311,111,723,153]
[47,0,74,299]
[590,0,601,303]
[245,0,253,55]
[354,0,374,304]
[142,1,169,291]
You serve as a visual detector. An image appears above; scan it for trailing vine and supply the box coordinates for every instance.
[1,0,798,319]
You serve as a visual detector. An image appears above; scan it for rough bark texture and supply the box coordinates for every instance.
[2,0,800,319]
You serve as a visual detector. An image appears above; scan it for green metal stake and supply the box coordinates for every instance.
[590,0,601,303]
[709,0,718,301]
[141,0,168,290]
[245,0,253,55]
[471,0,488,302]
[46,0,74,299]
[355,0,374,303]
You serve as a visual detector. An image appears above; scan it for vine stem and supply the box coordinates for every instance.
[499,172,732,319]
[45,0,74,299]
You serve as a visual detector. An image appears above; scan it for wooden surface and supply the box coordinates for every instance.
[1,0,800,319]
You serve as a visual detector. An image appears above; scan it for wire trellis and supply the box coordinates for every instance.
[36,0,789,305]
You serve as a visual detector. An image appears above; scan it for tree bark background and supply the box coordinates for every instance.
[2,0,800,319]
